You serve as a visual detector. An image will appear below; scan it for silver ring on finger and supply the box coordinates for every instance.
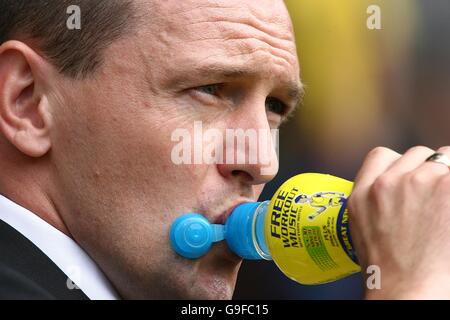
[425,152,450,168]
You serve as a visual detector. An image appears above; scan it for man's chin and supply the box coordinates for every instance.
[191,242,243,299]
[184,273,236,300]
[143,243,242,299]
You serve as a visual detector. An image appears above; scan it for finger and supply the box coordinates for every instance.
[354,147,401,190]
[414,146,450,176]
[383,146,435,177]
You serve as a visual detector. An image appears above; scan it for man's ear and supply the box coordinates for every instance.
[0,40,53,157]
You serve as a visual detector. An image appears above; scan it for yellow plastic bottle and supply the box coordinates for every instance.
[170,173,361,285]
[224,173,361,284]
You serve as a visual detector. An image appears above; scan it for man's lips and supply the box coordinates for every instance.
[212,200,253,225]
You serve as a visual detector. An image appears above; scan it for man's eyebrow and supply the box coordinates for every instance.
[168,63,305,107]
[287,81,305,105]
[287,81,305,102]
[196,64,305,101]
[283,81,305,118]
[165,64,255,89]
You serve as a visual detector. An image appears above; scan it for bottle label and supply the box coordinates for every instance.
[266,173,361,285]
[336,199,358,264]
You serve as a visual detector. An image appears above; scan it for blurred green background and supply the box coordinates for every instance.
[234,0,450,299]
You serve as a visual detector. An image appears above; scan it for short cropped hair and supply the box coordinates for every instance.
[0,0,135,78]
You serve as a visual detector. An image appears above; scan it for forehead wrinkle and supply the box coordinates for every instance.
[177,17,299,72]
[184,21,296,54]
[177,6,297,66]
[170,1,239,15]
[223,41,299,83]
[231,37,297,70]
[154,0,298,68]
[188,17,292,37]
[167,0,294,41]
[174,36,297,75]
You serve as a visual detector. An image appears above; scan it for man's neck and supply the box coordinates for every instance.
[0,186,71,237]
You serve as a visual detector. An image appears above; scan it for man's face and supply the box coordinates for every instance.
[48,0,301,299]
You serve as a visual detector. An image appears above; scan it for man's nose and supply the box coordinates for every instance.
[216,111,279,185]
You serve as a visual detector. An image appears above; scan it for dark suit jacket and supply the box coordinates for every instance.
[0,219,89,300]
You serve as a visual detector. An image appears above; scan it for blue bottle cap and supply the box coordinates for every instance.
[225,202,266,260]
[170,213,224,259]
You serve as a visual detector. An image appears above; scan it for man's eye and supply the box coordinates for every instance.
[194,84,221,96]
[266,97,287,116]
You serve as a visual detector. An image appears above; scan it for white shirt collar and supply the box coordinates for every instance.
[0,194,119,300]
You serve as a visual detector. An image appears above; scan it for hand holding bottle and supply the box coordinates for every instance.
[348,146,450,299]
